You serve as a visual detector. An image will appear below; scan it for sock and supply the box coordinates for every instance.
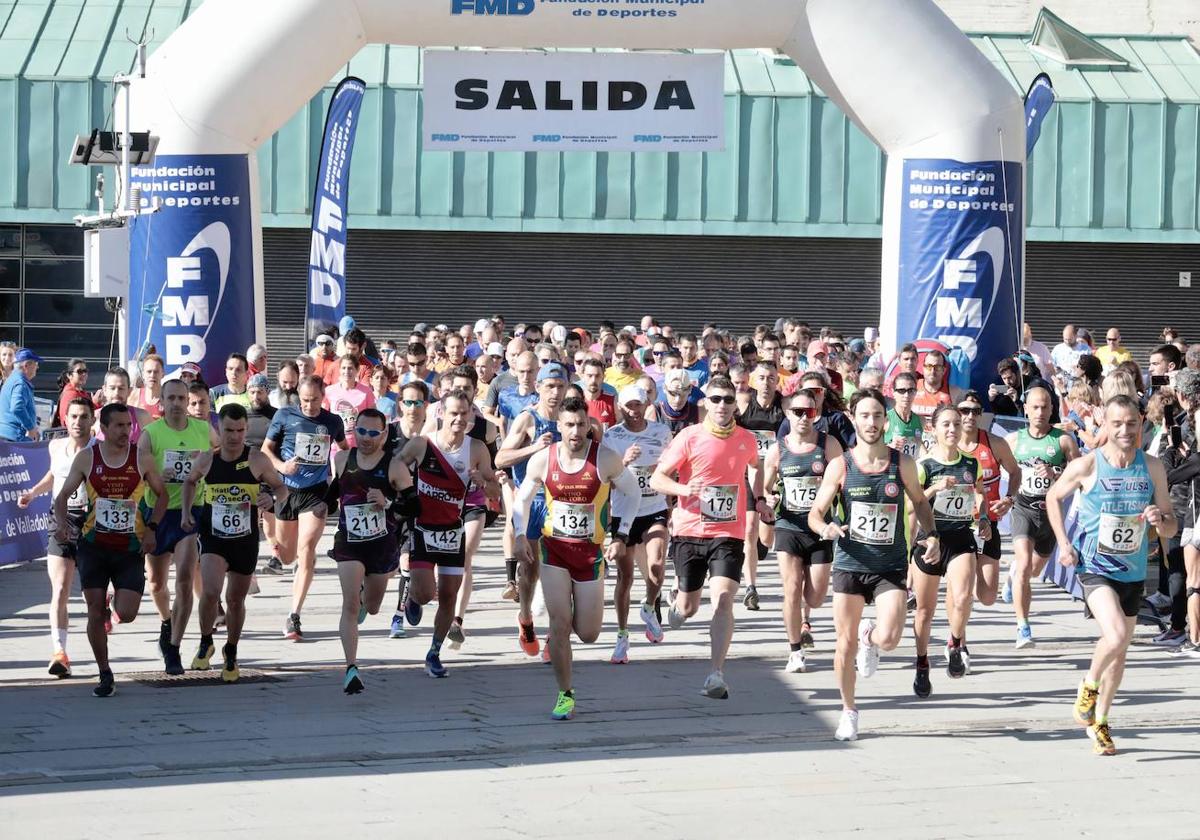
[617,628,629,638]
[564,689,574,698]
[201,633,214,650]
[916,654,930,668]
[505,558,518,582]
[950,635,962,648]
[1084,677,1099,690]
[346,663,357,673]
[52,628,67,653]
[454,616,464,626]
[1095,713,1108,725]
[429,637,444,655]
[790,641,804,652]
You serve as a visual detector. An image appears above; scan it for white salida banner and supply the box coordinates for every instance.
[422,49,724,152]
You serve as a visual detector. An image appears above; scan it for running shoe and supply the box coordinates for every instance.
[541,637,552,664]
[93,670,116,698]
[108,591,121,626]
[404,596,423,627]
[654,596,663,626]
[551,690,575,720]
[743,585,760,611]
[425,651,448,678]
[701,671,729,699]
[285,613,303,642]
[157,618,172,656]
[518,620,540,657]
[389,614,406,639]
[1001,573,1013,604]
[247,575,261,596]
[221,644,240,683]
[834,709,859,741]
[1146,591,1172,612]
[191,636,216,671]
[668,604,686,631]
[48,651,72,678]
[500,581,519,602]
[1073,680,1099,727]
[913,662,932,698]
[640,602,664,644]
[1150,628,1187,647]
[448,620,466,649]
[799,623,815,650]
[856,620,879,678]
[164,643,184,676]
[610,631,630,664]
[905,589,916,612]
[214,604,226,629]
[263,555,286,575]
[785,651,807,674]
[946,645,966,679]
[960,646,972,675]
[1015,625,1035,650]
[1171,639,1200,657]
[1087,721,1116,756]
[343,665,364,694]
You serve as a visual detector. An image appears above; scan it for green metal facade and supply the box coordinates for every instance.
[2,0,1200,242]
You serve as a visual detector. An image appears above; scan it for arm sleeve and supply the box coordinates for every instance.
[510,475,538,536]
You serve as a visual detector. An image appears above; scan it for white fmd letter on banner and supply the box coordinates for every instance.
[422,50,724,152]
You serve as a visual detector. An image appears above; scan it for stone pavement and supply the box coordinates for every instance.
[1,526,1198,839]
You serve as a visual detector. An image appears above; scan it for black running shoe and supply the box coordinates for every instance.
[285,613,302,641]
[913,664,932,698]
[263,556,286,575]
[343,665,364,695]
[164,643,185,676]
[947,645,966,679]
[93,670,116,698]
[743,586,760,611]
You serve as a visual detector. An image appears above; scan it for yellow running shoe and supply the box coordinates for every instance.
[1073,680,1099,727]
[1087,722,1116,756]
[221,644,240,683]
[191,637,216,671]
[551,690,575,721]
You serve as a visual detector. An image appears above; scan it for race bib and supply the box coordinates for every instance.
[295,432,331,465]
[633,465,656,498]
[163,449,198,483]
[783,476,821,513]
[848,501,898,546]
[933,484,974,522]
[67,482,88,511]
[346,503,387,542]
[894,437,920,458]
[96,498,136,534]
[753,430,776,459]
[420,525,463,554]
[1098,512,1145,556]
[551,502,595,539]
[700,485,739,523]
[212,501,251,537]
[1020,465,1054,497]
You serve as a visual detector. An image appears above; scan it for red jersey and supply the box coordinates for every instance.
[81,446,148,552]
[965,429,1002,520]
[541,441,609,582]
[586,393,617,429]
[414,436,468,528]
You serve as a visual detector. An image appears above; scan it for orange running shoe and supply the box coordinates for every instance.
[48,651,71,678]
[518,620,540,657]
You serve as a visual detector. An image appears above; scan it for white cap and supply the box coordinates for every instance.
[550,324,567,344]
[623,325,639,335]
[474,318,490,334]
[618,384,648,407]
[864,326,880,342]
[486,341,504,357]
[664,369,690,393]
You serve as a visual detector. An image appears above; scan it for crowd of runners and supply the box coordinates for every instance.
[9,315,1200,755]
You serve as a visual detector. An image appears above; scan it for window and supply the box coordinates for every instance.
[0,292,18,322]
[24,259,83,291]
[23,225,84,258]
[0,227,19,256]
[23,292,109,324]
[0,259,18,289]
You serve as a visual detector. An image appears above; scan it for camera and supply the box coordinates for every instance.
[1164,402,1184,449]
[1151,375,1170,388]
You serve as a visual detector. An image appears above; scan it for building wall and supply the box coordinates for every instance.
[938,0,1199,43]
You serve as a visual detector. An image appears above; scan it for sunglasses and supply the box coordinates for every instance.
[401,399,425,408]
[789,406,818,419]
[407,357,425,364]
[355,427,384,438]
[707,394,736,405]
[614,353,632,359]
[924,364,945,370]
[652,350,667,357]
[538,357,554,365]
[957,406,982,416]
[72,368,88,374]
[893,387,916,395]
[803,385,825,393]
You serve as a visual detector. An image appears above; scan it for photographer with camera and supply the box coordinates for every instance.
[1155,368,1200,650]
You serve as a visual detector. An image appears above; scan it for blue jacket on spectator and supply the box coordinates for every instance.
[0,368,36,441]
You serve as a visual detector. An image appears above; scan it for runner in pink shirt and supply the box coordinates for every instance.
[650,374,772,700]
[323,356,376,449]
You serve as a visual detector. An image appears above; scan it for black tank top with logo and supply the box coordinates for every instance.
[200,446,260,546]
[776,432,827,535]
[833,448,908,574]
[333,448,399,558]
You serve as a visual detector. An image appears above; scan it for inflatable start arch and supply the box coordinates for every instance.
[125,0,1025,392]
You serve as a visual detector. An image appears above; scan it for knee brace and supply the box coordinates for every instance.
[1188,587,1200,599]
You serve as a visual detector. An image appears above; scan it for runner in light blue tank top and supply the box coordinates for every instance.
[1073,448,1153,583]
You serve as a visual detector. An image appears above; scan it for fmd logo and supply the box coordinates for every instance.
[431,133,461,142]
[634,135,663,143]
[161,221,232,367]
[452,0,535,15]
[533,134,562,143]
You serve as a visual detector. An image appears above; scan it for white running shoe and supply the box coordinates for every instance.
[532,582,547,619]
[785,651,807,673]
[701,671,729,699]
[834,709,859,741]
[1146,591,1172,612]
[640,602,664,643]
[856,620,879,678]
[610,632,630,664]
[668,604,686,631]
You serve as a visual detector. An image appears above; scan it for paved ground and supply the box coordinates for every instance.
[1,526,1198,838]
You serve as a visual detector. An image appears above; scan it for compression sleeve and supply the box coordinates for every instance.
[510,475,538,537]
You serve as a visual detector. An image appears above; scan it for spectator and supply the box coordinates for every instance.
[989,358,1022,417]
[296,353,316,378]
[0,348,40,441]
[1159,368,1200,649]
[129,353,165,419]
[370,365,398,421]
[1060,379,1101,452]
[1074,354,1103,391]
[1021,323,1054,380]
[1149,343,1184,391]
[1095,328,1132,372]
[56,358,91,426]
[1050,324,1089,384]
[1187,343,1200,371]
[0,340,15,383]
